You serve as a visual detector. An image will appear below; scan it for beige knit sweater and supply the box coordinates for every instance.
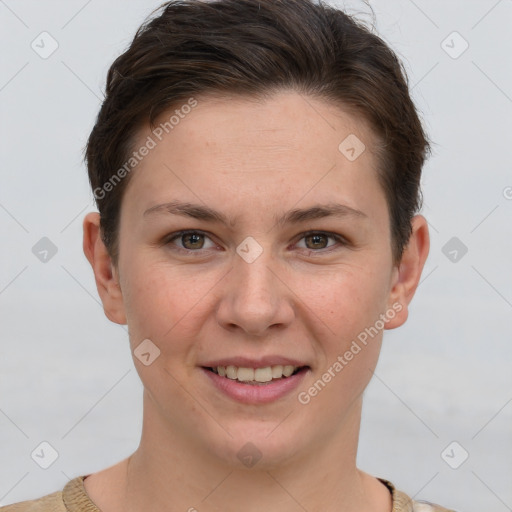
[0,476,456,511]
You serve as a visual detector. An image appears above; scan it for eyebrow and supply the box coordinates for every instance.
[143,200,367,228]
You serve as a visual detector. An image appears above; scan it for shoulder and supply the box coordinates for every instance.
[0,490,65,512]
[0,475,97,512]
[378,478,458,512]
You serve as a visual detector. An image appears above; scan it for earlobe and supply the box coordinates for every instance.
[83,212,127,325]
[384,215,430,330]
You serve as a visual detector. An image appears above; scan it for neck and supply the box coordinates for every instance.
[117,392,391,512]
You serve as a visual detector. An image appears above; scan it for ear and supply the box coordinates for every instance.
[384,214,430,330]
[83,212,127,325]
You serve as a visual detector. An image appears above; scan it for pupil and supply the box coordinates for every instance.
[308,234,326,249]
[185,233,203,249]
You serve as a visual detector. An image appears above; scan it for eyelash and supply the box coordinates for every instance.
[163,230,348,256]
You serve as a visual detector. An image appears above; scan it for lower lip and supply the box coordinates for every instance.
[201,367,309,404]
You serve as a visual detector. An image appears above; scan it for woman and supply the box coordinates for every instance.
[2,0,455,510]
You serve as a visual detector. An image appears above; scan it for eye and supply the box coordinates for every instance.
[163,230,347,256]
[165,230,217,254]
[295,231,346,253]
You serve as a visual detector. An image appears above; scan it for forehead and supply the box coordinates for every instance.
[157,91,375,151]
[120,91,387,226]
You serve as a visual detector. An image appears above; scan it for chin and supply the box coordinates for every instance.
[207,423,308,470]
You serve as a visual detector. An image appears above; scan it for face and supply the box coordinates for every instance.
[102,91,411,467]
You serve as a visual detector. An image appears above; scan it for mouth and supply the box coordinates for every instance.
[202,365,308,385]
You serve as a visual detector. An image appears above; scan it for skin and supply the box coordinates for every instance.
[83,90,429,512]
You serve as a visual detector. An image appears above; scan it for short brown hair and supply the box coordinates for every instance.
[85,0,431,267]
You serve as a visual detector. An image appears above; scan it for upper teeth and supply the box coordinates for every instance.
[214,365,299,382]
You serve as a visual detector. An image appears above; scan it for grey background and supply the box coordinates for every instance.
[1,1,511,510]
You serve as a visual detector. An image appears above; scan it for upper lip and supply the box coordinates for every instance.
[201,356,309,369]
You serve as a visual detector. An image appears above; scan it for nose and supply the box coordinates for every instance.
[215,246,295,336]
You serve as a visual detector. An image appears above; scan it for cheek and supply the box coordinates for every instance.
[120,262,175,343]
[120,259,220,347]
[306,262,391,339]
[316,263,391,401]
